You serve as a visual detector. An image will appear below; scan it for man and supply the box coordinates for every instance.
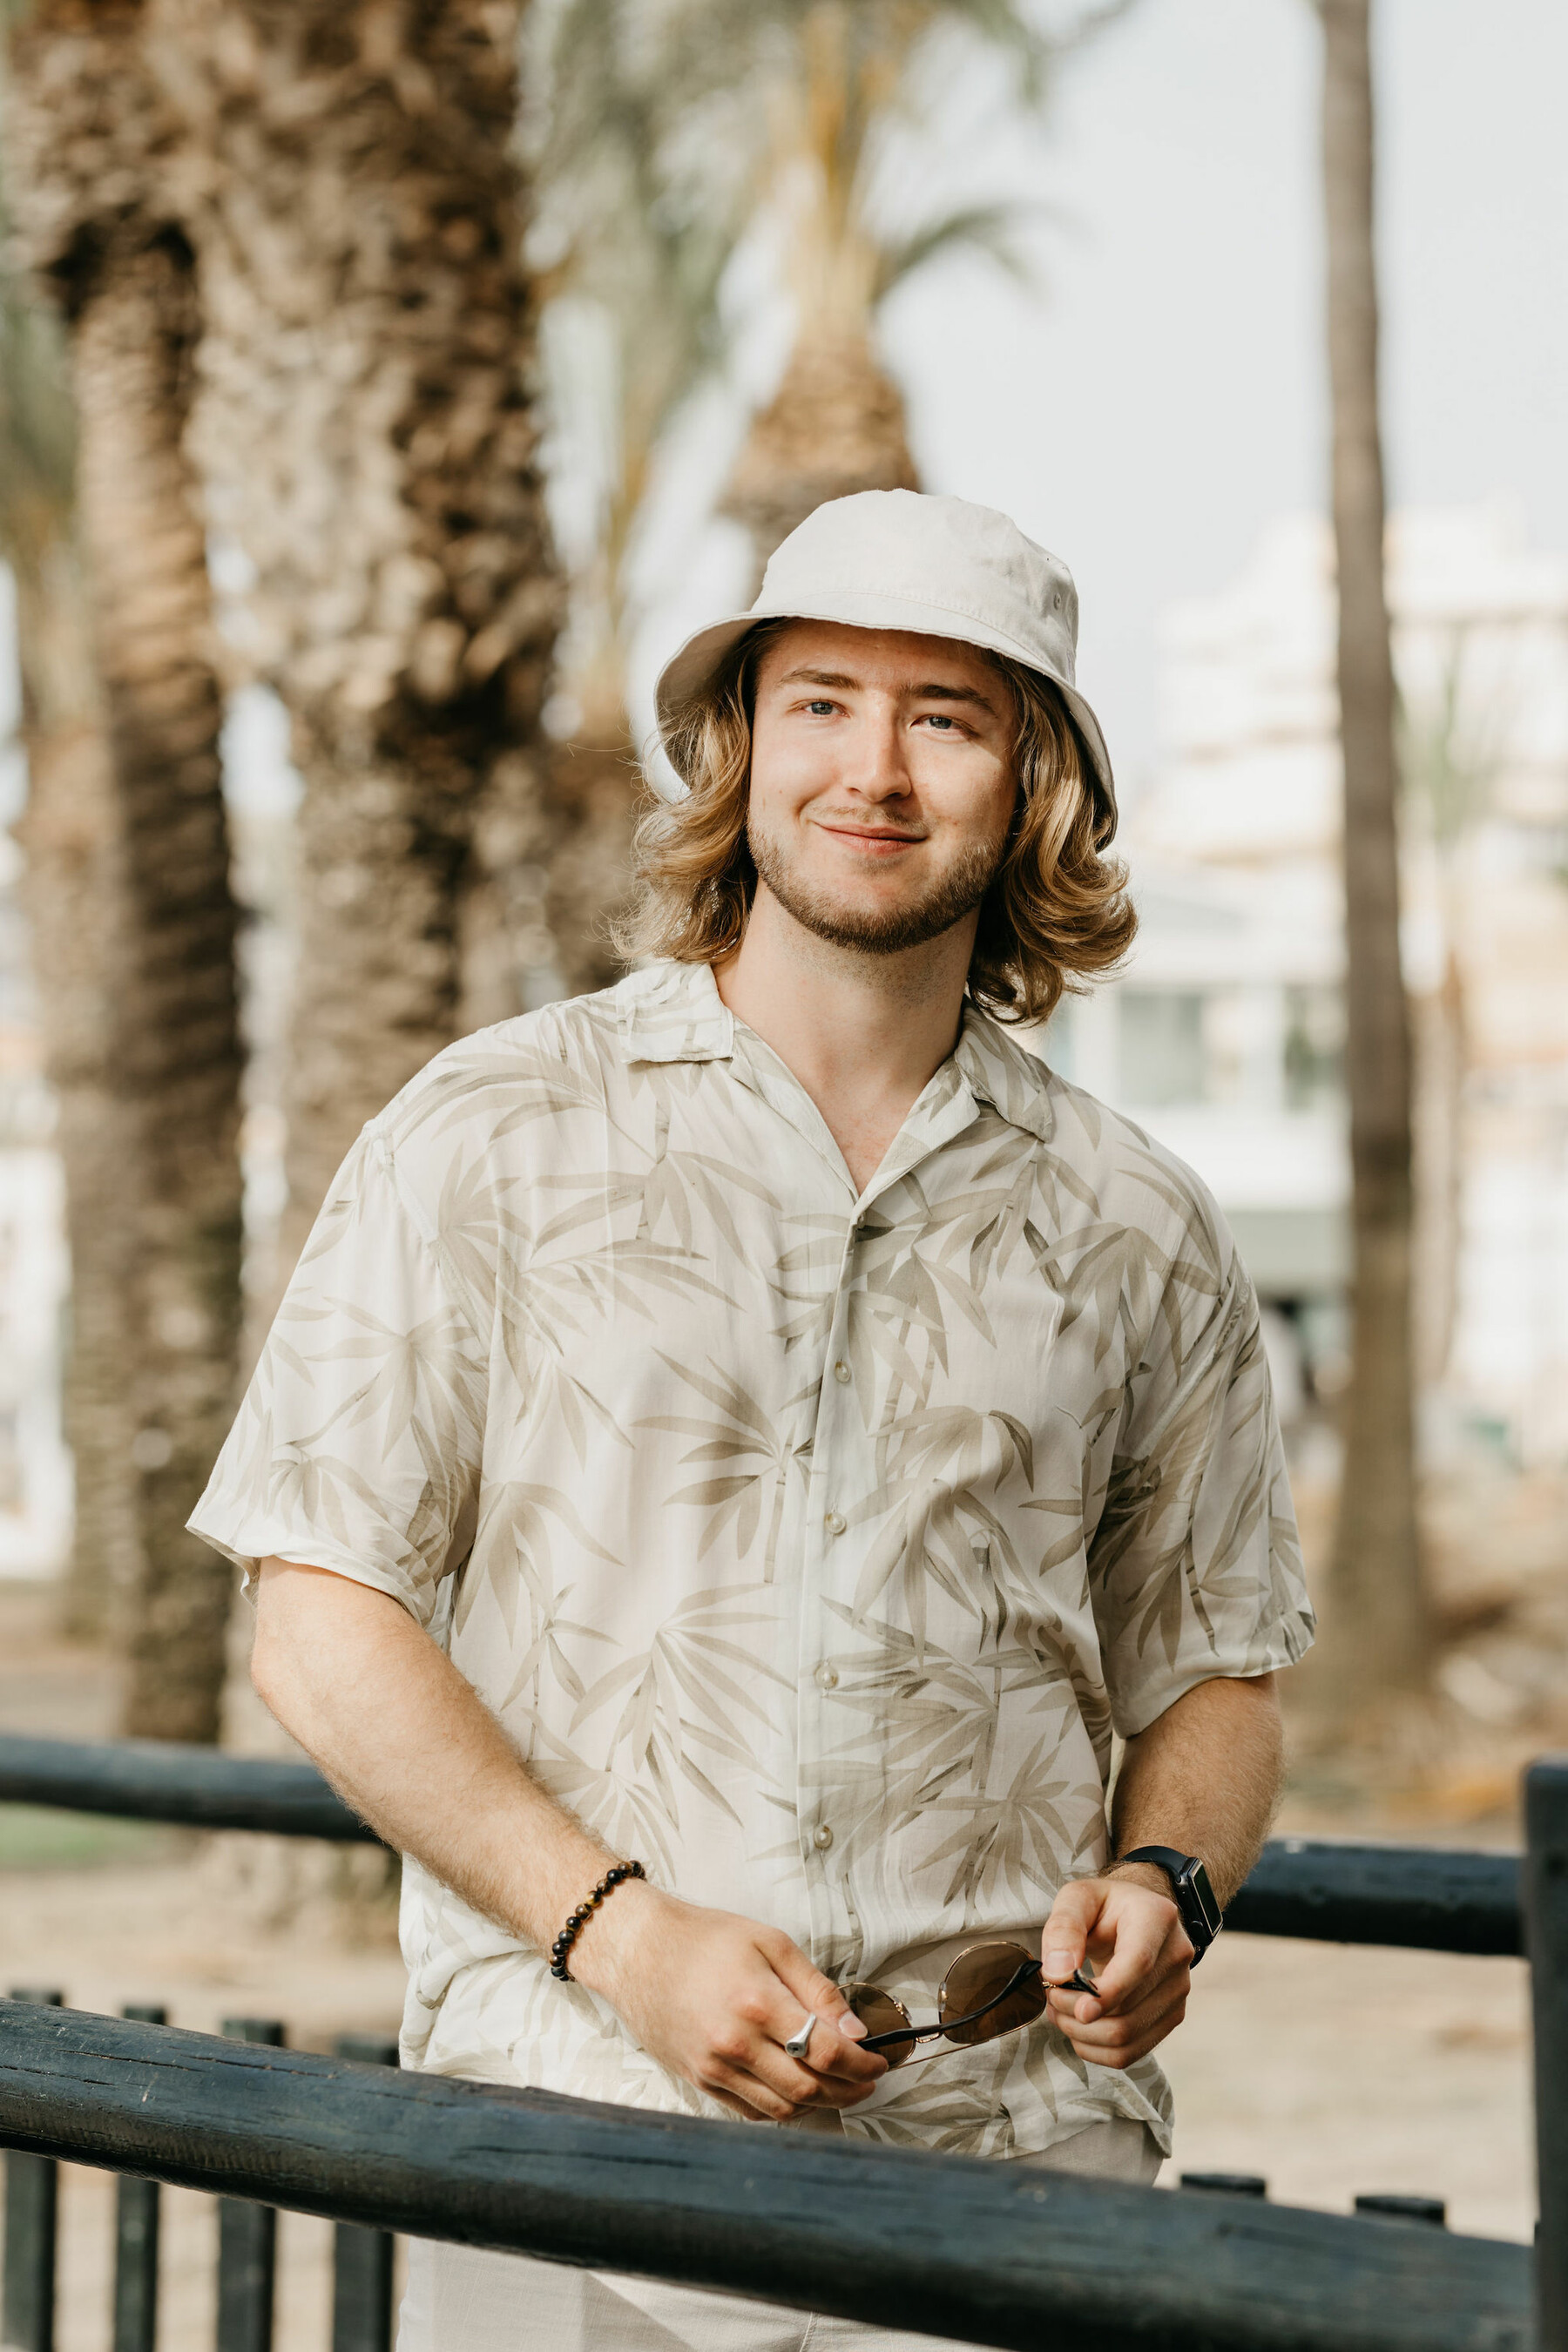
[192,490,1312,2351]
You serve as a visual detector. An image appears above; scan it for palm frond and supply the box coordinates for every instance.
[873,198,1055,302]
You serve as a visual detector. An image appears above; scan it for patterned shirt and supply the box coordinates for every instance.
[192,958,1312,2159]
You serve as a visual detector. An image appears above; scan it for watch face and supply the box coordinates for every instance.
[1182,1858,1223,1941]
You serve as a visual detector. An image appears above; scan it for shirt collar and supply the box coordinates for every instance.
[617,958,1057,1148]
[617,960,734,1064]
[952,1004,1058,1146]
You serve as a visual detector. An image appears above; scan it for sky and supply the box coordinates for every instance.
[867,0,1568,802]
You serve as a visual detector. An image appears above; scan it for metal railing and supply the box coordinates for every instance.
[0,1734,1562,2352]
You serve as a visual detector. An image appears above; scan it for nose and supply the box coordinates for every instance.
[838,697,913,804]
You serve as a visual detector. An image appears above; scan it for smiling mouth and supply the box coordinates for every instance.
[815,822,927,851]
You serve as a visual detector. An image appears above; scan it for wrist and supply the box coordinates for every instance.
[1102,1858,1178,1902]
[562,1873,660,2000]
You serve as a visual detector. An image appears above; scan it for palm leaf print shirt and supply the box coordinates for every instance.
[193,958,1312,2159]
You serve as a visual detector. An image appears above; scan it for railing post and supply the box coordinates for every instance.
[1526,1760,1568,2352]
[2,1990,62,2352]
[112,2006,166,2352]
[216,2020,282,2352]
[1355,2194,1446,2227]
[330,2036,400,2352]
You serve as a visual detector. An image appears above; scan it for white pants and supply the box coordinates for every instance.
[396,2119,1160,2351]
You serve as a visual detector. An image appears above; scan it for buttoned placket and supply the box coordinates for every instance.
[794,1204,865,1972]
[691,991,1010,1980]
[789,1114,997,1984]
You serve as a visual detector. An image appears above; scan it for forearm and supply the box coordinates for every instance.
[251,1558,885,2125]
[251,1559,615,1954]
[1108,1672,1283,1906]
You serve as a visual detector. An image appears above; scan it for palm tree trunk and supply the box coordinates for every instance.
[1318,0,1426,1709]
[149,0,562,1266]
[8,538,142,1640]
[5,8,246,1740]
[74,234,247,1739]
[722,330,919,579]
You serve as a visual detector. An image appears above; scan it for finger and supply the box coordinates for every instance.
[1040,1879,1105,1982]
[708,2062,800,2124]
[707,2082,782,2124]
[1049,1977,1189,2066]
[1078,1902,1186,2014]
[1049,1936,1187,2027]
[747,2043,883,2112]
[758,1933,886,2078]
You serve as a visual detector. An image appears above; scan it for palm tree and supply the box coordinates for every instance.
[531,0,749,990]
[0,220,141,1646]
[1316,0,1426,1712]
[699,0,1061,571]
[147,0,562,1263]
[3,1,247,1740]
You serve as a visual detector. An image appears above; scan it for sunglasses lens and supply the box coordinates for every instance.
[939,1941,1047,2049]
[844,1982,916,2070]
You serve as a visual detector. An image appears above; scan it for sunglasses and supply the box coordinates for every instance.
[843,1941,1096,2071]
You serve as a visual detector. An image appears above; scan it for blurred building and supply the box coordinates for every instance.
[1046,503,1568,1464]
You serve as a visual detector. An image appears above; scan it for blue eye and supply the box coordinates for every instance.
[807,700,835,715]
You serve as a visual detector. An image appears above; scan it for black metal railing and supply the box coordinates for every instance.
[0,1734,1563,2352]
[0,1729,1525,1950]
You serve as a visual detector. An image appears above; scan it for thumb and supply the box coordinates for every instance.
[761,1929,868,2040]
[1042,1878,1105,1984]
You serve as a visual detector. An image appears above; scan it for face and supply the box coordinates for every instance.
[745,622,1018,956]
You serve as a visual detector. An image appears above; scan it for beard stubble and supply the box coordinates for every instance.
[746,814,1010,956]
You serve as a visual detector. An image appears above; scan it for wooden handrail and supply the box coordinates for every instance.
[0,2003,1534,2352]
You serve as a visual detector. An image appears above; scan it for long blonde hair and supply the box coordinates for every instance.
[617,622,1136,1024]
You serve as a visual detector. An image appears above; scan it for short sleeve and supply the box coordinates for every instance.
[1088,1233,1315,1738]
[188,1126,487,1627]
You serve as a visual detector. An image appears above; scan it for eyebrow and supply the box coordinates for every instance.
[775,666,998,713]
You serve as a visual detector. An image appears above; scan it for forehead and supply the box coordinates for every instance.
[755,619,1004,699]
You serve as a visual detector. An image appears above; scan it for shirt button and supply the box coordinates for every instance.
[833,1361,850,1384]
[813,1823,835,1851]
[825,1510,846,1537]
[814,1659,839,1690]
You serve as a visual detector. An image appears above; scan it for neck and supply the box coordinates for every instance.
[713,886,976,1194]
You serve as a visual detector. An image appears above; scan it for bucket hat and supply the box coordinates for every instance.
[654,489,1115,820]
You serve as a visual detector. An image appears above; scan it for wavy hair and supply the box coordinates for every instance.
[616,620,1136,1024]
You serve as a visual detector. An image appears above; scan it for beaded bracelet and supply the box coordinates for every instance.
[550,1858,646,1981]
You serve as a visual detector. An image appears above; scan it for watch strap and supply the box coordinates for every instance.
[1116,1844,1191,1885]
[1115,1844,1221,1958]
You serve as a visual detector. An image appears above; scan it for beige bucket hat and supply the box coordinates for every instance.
[654,488,1115,820]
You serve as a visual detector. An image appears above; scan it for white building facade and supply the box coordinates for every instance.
[1046,504,1568,1463]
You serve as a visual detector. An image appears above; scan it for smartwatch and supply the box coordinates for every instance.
[1115,1846,1222,1962]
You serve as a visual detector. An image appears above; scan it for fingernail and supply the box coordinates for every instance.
[838,2013,868,2038]
[1044,1951,1075,1978]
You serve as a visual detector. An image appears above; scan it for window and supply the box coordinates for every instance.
[1283,986,1344,1111]
[1119,991,1206,1107]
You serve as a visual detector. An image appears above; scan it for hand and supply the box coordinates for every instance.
[1039,1864,1193,2070]
[567,1881,889,2124]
